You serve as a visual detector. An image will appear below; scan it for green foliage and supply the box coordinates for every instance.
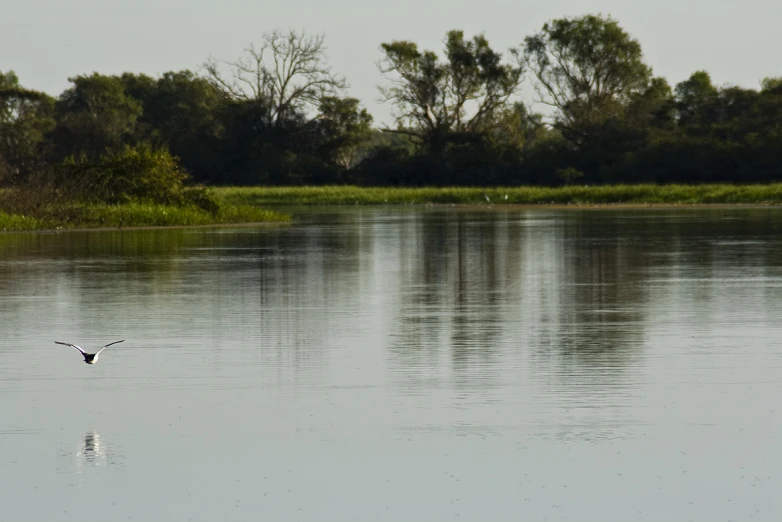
[761,77,782,94]
[674,71,719,133]
[120,71,224,179]
[374,31,526,185]
[314,97,373,168]
[0,71,56,183]
[493,102,556,153]
[182,186,222,214]
[378,30,524,145]
[2,18,782,192]
[0,201,288,230]
[58,143,189,204]
[525,14,652,144]
[0,210,49,231]
[54,202,287,228]
[216,184,782,206]
[557,167,585,185]
[53,73,142,158]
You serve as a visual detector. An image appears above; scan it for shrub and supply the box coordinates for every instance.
[57,142,188,204]
[182,186,221,215]
[557,167,585,185]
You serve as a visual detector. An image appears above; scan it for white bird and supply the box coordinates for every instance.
[55,340,124,365]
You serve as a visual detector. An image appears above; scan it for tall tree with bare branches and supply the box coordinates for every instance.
[203,29,346,127]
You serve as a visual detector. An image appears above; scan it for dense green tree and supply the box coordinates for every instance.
[213,98,305,184]
[626,77,676,135]
[710,86,760,143]
[492,102,553,153]
[524,15,652,145]
[116,72,162,143]
[761,77,782,94]
[120,71,224,180]
[755,78,782,140]
[674,71,719,134]
[53,73,142,159]
[312,96,373,169]
[0,71,55,183]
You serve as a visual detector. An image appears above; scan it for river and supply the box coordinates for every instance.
[1,207,781,521]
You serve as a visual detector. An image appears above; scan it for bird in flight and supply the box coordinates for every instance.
[55,340,124,365]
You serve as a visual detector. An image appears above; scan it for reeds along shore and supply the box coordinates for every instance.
[0,202,289,232]
[216,184,782,207]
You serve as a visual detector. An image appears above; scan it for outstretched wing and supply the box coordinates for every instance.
[95,339,124,355]
[55,341,86,355]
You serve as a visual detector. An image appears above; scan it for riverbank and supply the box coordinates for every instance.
[216,184,782,206]
[5,184,782,231]
[0,201,289,232]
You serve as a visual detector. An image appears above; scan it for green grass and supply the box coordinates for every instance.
[215,184,782,206]
[0,211,50,231]
[0,202,289,232]
[5,184,782,232]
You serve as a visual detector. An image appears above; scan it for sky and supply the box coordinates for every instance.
[2,0,780,124]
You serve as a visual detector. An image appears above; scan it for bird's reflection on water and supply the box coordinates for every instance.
[81,430,104,465]
[57,429,124,474]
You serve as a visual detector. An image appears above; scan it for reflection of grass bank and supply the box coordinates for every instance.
[0,202,288,232]
[217,184,782,206]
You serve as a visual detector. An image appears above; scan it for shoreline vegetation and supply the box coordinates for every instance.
[217,184,782,207]
[4,183,782,232]
[2,13,781,231]
[3,14,782,200]
[0,146,290,232]
[0,200,289,232]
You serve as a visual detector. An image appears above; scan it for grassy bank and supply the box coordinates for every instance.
[216,184,782,207]
[0,202,289,232]
[5,183,782,231]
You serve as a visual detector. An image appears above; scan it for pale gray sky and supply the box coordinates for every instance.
[3,0,779,124]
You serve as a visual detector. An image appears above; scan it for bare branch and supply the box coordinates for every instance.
[202,28,345,127]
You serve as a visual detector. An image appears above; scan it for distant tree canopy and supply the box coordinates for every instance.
[52,73,142,160]
[2,15,782,188]
[378,31,524,143]
[371,30,526,184]
[119,71,225,179]
[524,15,652,140]
[0,71,55,183]
[200,29,369,184]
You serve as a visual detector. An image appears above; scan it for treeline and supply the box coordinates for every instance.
[2,16,781,188]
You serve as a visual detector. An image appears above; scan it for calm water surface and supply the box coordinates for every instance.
[2,207,782,521]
